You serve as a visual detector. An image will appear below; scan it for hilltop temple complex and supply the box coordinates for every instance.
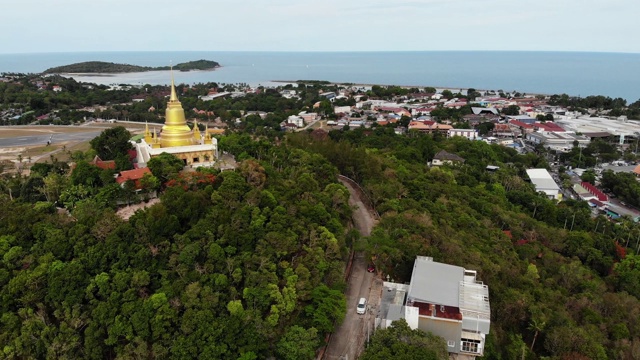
[135,71,218,166]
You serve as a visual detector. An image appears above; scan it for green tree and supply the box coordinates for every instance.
[360,319,448,360]
[580,169,597,185]
[90,126,132,160]
[614,254,640,297]
[147,152,184,184]
[276,326,319,360]
[501,105,521,115]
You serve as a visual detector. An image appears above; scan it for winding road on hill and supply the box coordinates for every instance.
[322,176,378,360]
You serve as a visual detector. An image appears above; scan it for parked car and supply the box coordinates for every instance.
[357,297,367,315]
[367,264,375,273]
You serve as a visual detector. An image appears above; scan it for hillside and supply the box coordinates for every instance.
[43,59,220,74]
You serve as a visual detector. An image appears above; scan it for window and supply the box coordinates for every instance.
[447,340,455,348]
[461,339,481,354]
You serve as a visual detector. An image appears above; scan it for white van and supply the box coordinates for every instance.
[357,297,367,315]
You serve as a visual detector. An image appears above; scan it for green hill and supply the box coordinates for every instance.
[43,59,220,74]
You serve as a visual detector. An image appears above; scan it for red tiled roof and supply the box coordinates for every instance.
[116,167,151,185]
[509,120,533,129]
[90,156,116,170]
[534,122,565,132]
[581,182,608,202]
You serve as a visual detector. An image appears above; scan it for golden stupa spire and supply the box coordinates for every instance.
[159,66,197,147]
[193,119,202,142]
[205,124,213,144]
[169,65,179,102]
[144,121,152,143]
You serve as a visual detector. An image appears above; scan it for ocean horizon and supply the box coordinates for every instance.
[1,51,639,102]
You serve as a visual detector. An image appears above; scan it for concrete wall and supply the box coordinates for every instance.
[405,306,419,330]
[417,317,462,354]
[462,316,490,334]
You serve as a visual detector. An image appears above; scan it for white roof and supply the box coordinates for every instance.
[526,169,559,191]
[407,257,490,316]
[408,257,462,306]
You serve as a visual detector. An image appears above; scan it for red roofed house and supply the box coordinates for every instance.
[581,181,608,202]
[376,106,411,117]
[509,120,535,137]
[493,124,514,137]
[90,156,116,170]
[116,167,152,189]
[533,122,565,132]
[408,121,452,134]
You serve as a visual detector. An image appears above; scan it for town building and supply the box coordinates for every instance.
[134,71,218,167]
[298,112,319,123]
[526,168,561,200]
[471,107,499,116]
[555,116,640,146]
[525,131,589,152]
[448,129,478,141]
[379,256,491,359]
[431,150,465,166]
[115,167,152,189]
[408,121,453,135]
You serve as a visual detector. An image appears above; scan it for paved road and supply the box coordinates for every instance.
[0,131,102,147]
[323,179,377,360]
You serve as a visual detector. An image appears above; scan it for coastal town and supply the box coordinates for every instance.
[2,72,639,219]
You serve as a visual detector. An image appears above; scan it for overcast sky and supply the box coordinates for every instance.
[2,0,639,54]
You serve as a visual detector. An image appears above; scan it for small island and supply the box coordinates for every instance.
[42,59,220,74]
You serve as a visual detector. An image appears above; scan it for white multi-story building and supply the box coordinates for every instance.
[448,128,478,141]
[379,256,491,359]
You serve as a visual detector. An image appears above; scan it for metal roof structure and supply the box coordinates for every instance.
[407,257,490,319]
[408,257,462,306]
[526,168,560,191]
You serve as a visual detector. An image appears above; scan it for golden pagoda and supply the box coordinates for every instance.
[160,70,199,147]
[135,69,218,167]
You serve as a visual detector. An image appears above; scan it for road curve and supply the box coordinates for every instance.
[322,178,378,360]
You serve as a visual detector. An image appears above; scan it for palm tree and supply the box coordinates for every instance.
[528,317,546,351]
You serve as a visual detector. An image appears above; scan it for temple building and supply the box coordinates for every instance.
[135,71,218,166]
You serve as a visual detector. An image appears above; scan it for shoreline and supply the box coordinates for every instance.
[56,66,221,77]
[271,80,549,97]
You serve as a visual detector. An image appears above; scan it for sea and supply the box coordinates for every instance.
[0,51,639,102]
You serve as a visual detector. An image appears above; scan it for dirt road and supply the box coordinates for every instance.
[322,178,378,360]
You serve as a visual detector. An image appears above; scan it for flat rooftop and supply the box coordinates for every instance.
[530,131,588,141]
[408,257,463,306]
[380,282,409,322]
[407,257,490,317]
[526,168,560,191]
[557,116,640,136]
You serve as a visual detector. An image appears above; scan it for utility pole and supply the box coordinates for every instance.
[570,213,576,231]
[578,145,583,167]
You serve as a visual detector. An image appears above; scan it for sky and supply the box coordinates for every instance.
[2,0,639,54]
